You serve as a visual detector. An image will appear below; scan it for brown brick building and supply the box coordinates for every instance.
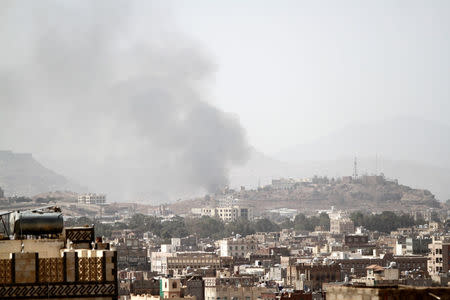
[0,209,118,300]
[287,263,341,291]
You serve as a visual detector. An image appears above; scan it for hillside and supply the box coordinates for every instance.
[170,176,441,215]
[229,150,450,202]
[228,117,450,202]
[0,150,83,197]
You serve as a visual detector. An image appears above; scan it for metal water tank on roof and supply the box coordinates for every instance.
[10,212,64,235]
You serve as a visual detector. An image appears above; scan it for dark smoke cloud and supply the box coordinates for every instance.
[0,1,249,202]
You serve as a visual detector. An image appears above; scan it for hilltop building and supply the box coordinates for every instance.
[78,193,106,205]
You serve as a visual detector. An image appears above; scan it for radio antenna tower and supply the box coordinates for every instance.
[353,157,358,179]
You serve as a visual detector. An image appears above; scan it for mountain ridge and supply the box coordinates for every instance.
[0,150,83,197]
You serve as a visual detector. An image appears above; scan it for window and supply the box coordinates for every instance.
[172,282,177,288]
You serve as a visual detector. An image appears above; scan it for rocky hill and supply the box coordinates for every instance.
[170,176,441,215]
[230,148,450,203]
[0,150,83,197]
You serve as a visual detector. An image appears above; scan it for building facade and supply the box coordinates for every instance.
[167,253,221,272]
[0,209,117,300]
[78,193,106,205]
[204,277,273,300]
[219,238,259,258]
[201,206,253,222]
[330,218,355,234]
[428,237,450,275]
[286,263,341,291]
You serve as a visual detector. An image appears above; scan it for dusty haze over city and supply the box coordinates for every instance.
[1,0,449,203]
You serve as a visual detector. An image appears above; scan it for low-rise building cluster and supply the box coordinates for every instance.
[108,207,450,300]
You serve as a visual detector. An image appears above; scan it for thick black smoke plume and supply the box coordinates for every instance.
[0,1,249,202]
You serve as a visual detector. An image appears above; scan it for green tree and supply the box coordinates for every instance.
[185,216,224,238]
[252,218,280,233]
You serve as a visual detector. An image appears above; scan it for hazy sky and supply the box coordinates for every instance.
[166,0,450,154]
[1,1,449,201]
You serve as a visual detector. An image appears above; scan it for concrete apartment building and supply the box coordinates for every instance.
[324,284,450,300]
[286,263,341,291]
[330,217,355,234]
[271,178,297,190]
[116,236,149,270]
[151,251,177,274]
[0,207,118,300]
[406,237,432,255]
[78,193,107,205]
[428,237,450,275]
[167,253,221,273]
[151,251,221,274]
[126,278,196,300]
[204,277,275,300]
[332,253,427,278]
[219,237,259,257]
[201,206,253,222]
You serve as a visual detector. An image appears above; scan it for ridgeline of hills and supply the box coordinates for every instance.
[2,116,450,204]
[0,150,82,197]
[230,150,450,203]
[170,175,441,215]
[230,117,450,202]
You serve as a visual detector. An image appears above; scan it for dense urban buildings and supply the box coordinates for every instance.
[2,175,450,300]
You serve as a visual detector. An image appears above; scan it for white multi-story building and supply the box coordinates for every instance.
[150,251,176,274]
[271,178,297,190]
[219,237,259,257]
[77,193,106,205]
[428,236,450,275]
[201,206,253,222]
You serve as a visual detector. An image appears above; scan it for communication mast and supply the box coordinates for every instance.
[353,157,358,179]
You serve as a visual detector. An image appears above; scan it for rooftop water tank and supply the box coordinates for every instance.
[11,212,63,235]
